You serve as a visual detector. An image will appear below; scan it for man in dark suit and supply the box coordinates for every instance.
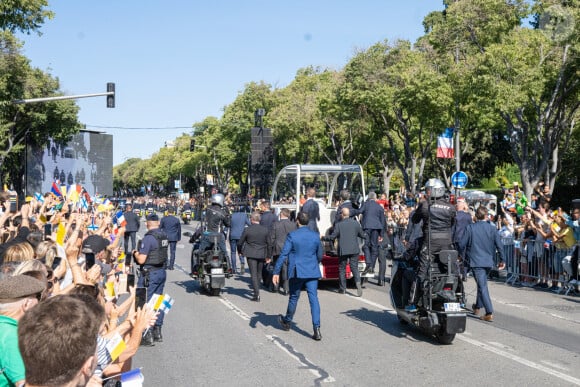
[238,212,271,301]
[458,206,506,322]
[160,209,181,270]
[353,191,385,276]
[273,212,324,341]
[123,202,141,266]
[259,201,277,229]
[301,187,320,233]
[324,207,366,296]
[229,205,250,274]
[333,189,356,226]
[269,208,297,295]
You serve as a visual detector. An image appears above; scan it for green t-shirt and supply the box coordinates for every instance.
[0,315,25,387]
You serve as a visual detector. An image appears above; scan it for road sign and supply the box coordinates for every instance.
[451,171,468,189]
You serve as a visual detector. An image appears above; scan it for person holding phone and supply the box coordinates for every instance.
[132,213,168,345]
[0,203,32,265]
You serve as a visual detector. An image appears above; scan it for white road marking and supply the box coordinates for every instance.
[457,335,580,386]
[540,360,570,372]
[214,288,580,385]
[352,297,580,386]
[218,296,334,383]
[494,299,579,325]
[487,341,516,351]
[266,335,335,383]
[219,297,251,321]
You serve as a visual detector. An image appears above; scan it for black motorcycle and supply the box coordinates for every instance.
[184,230,231,296]
[390,249,467,344]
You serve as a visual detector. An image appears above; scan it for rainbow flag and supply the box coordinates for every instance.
[51,182,63,197]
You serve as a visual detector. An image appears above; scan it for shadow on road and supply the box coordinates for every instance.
[341,307,445,346]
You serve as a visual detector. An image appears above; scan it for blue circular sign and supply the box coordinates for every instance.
[451,171,468,189]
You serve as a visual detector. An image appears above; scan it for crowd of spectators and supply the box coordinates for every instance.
[0,190,158,387]
[356,181,578,294]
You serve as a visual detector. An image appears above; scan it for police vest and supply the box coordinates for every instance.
[144,230,169,266]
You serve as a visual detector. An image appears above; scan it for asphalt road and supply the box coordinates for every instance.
[133,220,580,387]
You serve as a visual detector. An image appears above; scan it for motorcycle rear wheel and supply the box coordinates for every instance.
[435,333,456,345]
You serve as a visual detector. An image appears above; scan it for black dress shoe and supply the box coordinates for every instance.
[279,289,288,296]
[338,288,346,294]
[251,295,260,302]
[278,315,291,331]
[377,280,384,286]
[153,326,163,342]
[312,327,322,341]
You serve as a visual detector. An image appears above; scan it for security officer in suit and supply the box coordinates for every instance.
[270,208,297,294]
[123,203,141,265]
[132,213,169,344]
[259,201,277,229]
[323,207,366,296]
[333,189,356,226]
[301,187,320,233]
[229,205,251,274]
[459,206,506,322]
[273,212,324,341]
[238,211,272,301]
[352,191,385,276]
[160,208,181,270]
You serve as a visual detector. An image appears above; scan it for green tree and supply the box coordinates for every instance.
[340,40,453,194]
[0,0,54,35]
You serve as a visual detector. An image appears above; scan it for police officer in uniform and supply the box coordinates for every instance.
[132,213,169,344]
[195,193,231,273]
[406,178,456,312]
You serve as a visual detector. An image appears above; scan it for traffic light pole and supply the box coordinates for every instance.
[13,83,115,107]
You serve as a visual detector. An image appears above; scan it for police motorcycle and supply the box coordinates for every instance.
[183,194,232,296]
[181,207,192,225]
[145,203,155,218]
[389,180,467,345]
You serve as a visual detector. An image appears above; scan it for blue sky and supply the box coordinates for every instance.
[18,1,443,166]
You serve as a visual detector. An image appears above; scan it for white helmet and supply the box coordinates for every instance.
[211,193,225,207]
[425,178,445,199]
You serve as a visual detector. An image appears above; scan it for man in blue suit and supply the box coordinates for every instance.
[459,206,506,322]
[273,212,324,341]
[160,209,181,270]
[229,205,251,274]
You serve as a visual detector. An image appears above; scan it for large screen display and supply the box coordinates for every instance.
[26,130,113,196]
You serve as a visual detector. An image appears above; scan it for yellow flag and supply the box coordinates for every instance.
[106,333,126,362]
[105,281,115,298]
[56,222,66,246]
[153,294,165,311]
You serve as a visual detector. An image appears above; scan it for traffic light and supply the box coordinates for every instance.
[106,82,115,108]
[190,139,195,151]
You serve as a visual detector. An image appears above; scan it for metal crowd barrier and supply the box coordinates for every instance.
[496,236,576,293]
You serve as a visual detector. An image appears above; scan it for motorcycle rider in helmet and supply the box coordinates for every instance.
[193,193,232,274]
[405,178,456,312]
